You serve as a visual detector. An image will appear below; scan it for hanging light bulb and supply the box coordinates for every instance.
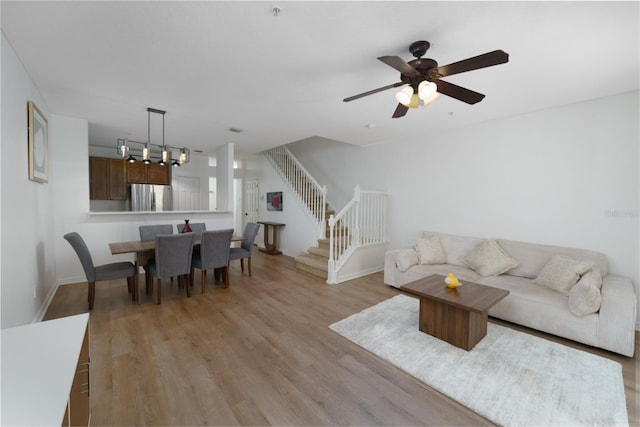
[418,80,438,101]
[179,147,190,165]
[142,145,151,164]
[117,139,129,157]
[159,149,170,165]
[157,110,168,165]
[395,86,414,107]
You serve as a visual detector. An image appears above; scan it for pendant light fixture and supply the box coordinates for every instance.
[117,107,190,166]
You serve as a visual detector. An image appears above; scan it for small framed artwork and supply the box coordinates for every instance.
[267,191,283,211]
[28,101,48,183]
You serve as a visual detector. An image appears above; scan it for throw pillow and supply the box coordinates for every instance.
[463,239,519,277]
[396,249,419,272]
[414,236,446,265]
[568,267,603,317]
[533,255,592,296]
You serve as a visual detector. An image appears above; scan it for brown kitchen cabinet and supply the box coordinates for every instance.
[126,161,147,183]
[89,157,127,200]
[127,161,170,185]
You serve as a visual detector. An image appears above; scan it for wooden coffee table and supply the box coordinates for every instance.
[401,274,509,350]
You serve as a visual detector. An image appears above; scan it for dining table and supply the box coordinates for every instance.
[109,233,244,303]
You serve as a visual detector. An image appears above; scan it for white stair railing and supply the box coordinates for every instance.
[264,146,327,238]
[327,185,388,283]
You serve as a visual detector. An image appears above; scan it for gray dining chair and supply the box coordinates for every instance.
[139,224,173,241]
[139,224,173,294]
[229,222,260,276]
[191,229,234,293]
[64,232,137,310]
[145,233,195,304]
[177,222,206,234]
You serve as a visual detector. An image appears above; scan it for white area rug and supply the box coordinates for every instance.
[329,295,628,427]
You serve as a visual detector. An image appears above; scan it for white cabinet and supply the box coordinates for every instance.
[1,313,90,426]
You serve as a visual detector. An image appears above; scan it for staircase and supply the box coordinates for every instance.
[294,205,336,279]
[264,147,388,284]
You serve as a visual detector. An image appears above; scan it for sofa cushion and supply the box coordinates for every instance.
[396,249,419,272]
[497,239,609,279]
[533,255,592,296]
[462,240,519,277]
[568,267,603,317]
[414,236,446,265]
[422,232,484,267]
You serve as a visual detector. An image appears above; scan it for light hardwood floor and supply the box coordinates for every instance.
[46,250,638,426]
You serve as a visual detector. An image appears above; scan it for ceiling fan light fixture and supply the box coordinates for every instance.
[421,92,440,106]
[395,86,414,106]
[408,93,420,108]
[418,81,437,101]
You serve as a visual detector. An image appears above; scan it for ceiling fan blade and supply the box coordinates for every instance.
[378,56,420,76]
[435,79,485,104]
[343,82,405,102]
[392,103,409,118]
[430,50,509,78]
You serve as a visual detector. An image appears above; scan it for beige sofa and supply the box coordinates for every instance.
[384,231,637,357]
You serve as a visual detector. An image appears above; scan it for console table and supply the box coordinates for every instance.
[257,221,285,255]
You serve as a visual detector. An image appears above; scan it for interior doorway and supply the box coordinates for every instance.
[244,178,259,229]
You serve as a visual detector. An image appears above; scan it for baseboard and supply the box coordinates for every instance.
[57,275,87,286]
[32,282,59,323]
[332,265,384,285]
[32,276,86,323]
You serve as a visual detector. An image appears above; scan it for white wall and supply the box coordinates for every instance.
[289,91,640,327]
[1,34,55,327]
[244,156,319,256]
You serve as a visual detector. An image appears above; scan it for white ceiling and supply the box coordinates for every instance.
[2,1,638,159]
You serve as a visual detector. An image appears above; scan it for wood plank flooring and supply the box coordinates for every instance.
[45,251,639,426]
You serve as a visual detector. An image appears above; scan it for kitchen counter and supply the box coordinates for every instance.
[1,313,90,426]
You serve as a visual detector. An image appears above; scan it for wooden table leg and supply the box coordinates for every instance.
[258,222,285,255]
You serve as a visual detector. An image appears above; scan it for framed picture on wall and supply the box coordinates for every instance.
[28,101,48,183]
[267,191,283,211]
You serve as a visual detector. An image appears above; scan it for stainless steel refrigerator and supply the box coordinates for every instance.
[130,184,173,211]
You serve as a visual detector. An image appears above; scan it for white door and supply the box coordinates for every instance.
[245,178,259,227]
[174,176,201,210]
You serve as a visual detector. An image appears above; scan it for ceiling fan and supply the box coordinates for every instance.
[343,41,509,118]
